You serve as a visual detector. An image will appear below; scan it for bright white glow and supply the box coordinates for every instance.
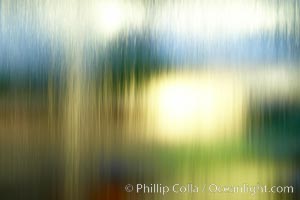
[94,2,124,35]
[159,81,217,125]
[148,73,245,142]
[93,1,145,37]
[155,0,278,38]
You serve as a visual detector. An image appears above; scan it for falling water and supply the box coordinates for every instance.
[0,0,300,200]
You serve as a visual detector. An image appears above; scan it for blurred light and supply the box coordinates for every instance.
[155,0,279,38]
[94,2,124,35]
[93,1,145,37]
[158,80,217,126]
[148,73,246,142]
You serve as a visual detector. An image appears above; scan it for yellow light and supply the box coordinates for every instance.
[158,81,217,127]
[148,73,246,142]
